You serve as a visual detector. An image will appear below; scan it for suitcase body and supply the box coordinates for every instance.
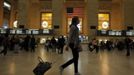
[33,57,52,75]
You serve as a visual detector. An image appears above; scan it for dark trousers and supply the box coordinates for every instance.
[94,45,99,53]
[61,43,79,73]
[126,47,130,56]
[31,46,35,52]
[60,46,64,54]
[0,46,8,55]
[58,45,64,54]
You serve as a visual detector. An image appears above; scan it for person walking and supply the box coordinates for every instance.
[57,36,65,54]
[0,34,9,56]
[60,16,81,75]
[30,35,36,52]
[51,37,57,52]
[124,37,132,56]
[92,38,99,53]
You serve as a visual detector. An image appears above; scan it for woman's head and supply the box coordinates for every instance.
[71,16,80,26]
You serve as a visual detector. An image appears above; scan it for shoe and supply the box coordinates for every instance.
[59,67,63,75]
[75,72,81,75]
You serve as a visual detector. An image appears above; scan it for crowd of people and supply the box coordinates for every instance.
[0,34,67,56]
[0,34,133,57]
[44,36,66,54]
[1,16,133,75]
[0,34,37,55]
[88,37,134,56]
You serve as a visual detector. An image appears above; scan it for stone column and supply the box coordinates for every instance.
[123,0,134,30]
[9,0,17,28]
[52,0,64,35]
[17,0,29,28]
[86,0,98,39]
[0,0,3,27]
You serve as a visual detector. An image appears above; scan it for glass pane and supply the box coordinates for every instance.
[41,13,52,29]
[67,17,82,33]
[98,13,110,30]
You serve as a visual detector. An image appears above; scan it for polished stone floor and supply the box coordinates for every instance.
[0,45,134,75]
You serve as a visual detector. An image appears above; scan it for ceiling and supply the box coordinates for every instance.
[5,0,122,4]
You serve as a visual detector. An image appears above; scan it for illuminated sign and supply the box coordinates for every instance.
[26,30,32,34]
[32,30,39,34]
[101,30,107,34]
[16,30,23,34]
[43,29,49,34]
[108,30,122,36]
[10,30,16,34]
[0,29,6,34]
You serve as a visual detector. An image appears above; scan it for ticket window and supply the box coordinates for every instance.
[98,13,110,30]
[41,13,52,29]
[3,1,11,29]
[67,17,83,33]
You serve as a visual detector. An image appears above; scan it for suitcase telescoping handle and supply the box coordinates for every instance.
[38,56,44,63]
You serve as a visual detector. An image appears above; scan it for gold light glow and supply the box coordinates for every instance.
[98,13,110,30]
[41,13,52,29]
[67,18,82,33]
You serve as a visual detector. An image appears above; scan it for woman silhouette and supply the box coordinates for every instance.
[60,16,80,75]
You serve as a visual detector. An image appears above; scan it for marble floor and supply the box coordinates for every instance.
[0,45,134,75]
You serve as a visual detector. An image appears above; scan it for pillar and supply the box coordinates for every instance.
[17,0,29,28]
[123,0,134,30]
[86,0,99,39]
[9,0,17,28]
[0,0,3,27]
[52,0,64,35]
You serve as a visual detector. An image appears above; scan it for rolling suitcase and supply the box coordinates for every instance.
[33,57,52,75]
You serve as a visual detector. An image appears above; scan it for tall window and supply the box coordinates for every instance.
[98,13,110,30]
[67,7,84,33]
[67,17,82,33]
[41,12,52,29]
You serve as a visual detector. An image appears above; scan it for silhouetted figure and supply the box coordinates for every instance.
[88,41,94,52]
[30,35,36,52]
[51,37,57,52]
[106,40,112,51]
[10,35,15,51]
[60,16,81,75]
[125,37,132,56]
[24,35,31,51]
[0,35,4,47]
[14,35,20,53]
[0,34,9,56]
[92,38,99,53]
[100,41,105,50]
[117,40,125,51]
[20,37,25,50]
[45,38,51,52]
[57,36,65,54]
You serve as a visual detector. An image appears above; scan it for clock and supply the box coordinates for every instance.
[102,21,109,29]
[42,21,48,28]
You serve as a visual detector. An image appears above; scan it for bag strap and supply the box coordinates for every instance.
[38,56,44,63]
